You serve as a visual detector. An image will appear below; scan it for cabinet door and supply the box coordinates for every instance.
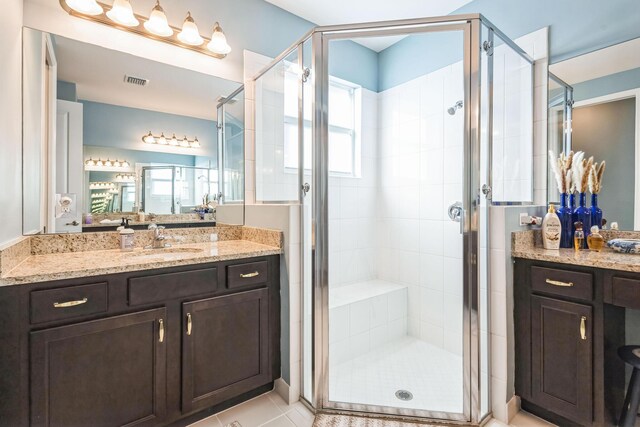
[182,288,271,413]
[31,308,167,427]
[531,296,592,424]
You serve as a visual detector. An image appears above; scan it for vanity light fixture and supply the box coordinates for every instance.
[58,0,231,59]
[65,0,103,15]
[142,132,201,149]
[207,22,232,55]
[84,158,131,169]
[114,173,136,182]
[177,12,204,46]
[143,1,172,37]
[106,0,139,27]
[89,182,116,189]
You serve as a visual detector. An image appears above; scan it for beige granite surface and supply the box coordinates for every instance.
[0,237,31,276]
[0,240,282,286]
[512,230,640,273]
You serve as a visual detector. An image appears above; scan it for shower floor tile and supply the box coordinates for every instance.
[328,336,463,414]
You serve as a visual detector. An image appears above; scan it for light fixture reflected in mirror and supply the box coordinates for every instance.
[84,158,132,169]
[207,22,231,55]
[143,1,172,37]
[142,132,201,149]
[65,0,103,15]
[177,12,204,46]
[106,0,139,27]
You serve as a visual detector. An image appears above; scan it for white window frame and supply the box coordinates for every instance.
[284,72,362,178]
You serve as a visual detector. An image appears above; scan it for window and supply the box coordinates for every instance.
[283,68,361,177]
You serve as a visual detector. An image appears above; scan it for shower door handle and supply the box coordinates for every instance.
[448,202,464,234]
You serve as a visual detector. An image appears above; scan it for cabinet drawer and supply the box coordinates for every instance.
[531,266,593,301]
[30,282,108,324]
[611,276,640,309]
[128,267,218,306]
[227,261,268,289]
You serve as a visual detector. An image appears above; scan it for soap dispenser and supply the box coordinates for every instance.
[119,221,135,252]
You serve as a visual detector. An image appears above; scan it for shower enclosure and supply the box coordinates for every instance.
[252,14,533,424]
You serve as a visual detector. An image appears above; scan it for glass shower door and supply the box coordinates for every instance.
[314,22,475,422]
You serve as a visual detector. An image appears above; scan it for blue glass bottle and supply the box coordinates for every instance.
[557,193,573,248]
[574,192,591,248]
[590,193,603,229]
[569,192,577,237]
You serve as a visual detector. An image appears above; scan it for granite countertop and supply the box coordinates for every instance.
[512,245,640,273]
[0,240,282,286]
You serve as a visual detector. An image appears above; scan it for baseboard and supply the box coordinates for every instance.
[507,395,521,423]
[274,378,293,404]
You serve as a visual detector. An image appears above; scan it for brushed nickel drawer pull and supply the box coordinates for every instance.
[580,316,587,340]
[53,298,88,308]
[158,319,165,343]
[240,271,260,278]
[545,279,574,287]
[186,313,192,336]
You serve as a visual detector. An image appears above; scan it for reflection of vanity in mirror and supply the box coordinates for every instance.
[547,37,640,230]
[22,28,245,234]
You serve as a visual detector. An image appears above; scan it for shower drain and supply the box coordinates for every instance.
[395,389,413,401]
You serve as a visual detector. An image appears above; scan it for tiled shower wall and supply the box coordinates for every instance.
[377,62,465,356]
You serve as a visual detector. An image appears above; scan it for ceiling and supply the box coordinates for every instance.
[550,38,640,85]
[53,35,241,121]
[264,0,473,51]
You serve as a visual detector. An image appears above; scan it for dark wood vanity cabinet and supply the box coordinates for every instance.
[30,308,167,427]
[0,255,280,427]
[515,259,626,427]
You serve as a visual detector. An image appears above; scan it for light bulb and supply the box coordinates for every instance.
[143,1,172,37]
[170,133,179,146]
[106,0,139,27]
[207,22,231,55]
[191,137,200,148]
[177,12,203,46]
[157,132,167,145]
[180,136,190,147]
[113,160,121,167]
[105,159,113,167]
[122,160,130,168]
[65,0,103,15]
[143,131,155,144]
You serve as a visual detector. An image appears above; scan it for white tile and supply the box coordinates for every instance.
[491,377,508,422]
[420,254,444,291]
[420,220,443,255]
[491,291,508,337]
[490,249,507,294]
[349,330,370,359]
[188,415,222,427]
[420,321,444,347]
[217,394,283,427]
[285,406,314,427]
[420,288,444,326]
[443,257,463,295]
[491,334,508,381]
[370,295,388,328]
[329,305,349,343]
[388,289,407,320]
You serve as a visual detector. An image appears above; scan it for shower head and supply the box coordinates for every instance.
[447,100,464,115]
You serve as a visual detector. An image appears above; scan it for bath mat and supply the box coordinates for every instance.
[313,413,451,427]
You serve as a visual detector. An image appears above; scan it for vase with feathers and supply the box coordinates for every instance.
[589,160,605,229]
[573,153,593,248]
[549,150,575,248]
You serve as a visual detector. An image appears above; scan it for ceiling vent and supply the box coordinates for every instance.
[123,75,149,87]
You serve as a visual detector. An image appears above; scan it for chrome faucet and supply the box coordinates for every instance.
[146,223,172,249]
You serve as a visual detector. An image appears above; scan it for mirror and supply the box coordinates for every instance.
[22,28,244,234]
[547,37,640,230]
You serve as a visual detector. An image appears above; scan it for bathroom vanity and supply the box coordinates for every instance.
[513,245,640,426]
[0,239,281,427]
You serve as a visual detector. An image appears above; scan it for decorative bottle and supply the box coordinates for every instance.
[590,193,603,229]
[574,192,591,248]
[556,193,573,248]
[569,192,577,237]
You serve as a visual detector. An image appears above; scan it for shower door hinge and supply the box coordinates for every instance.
[483,41,493,56]
[301,68,311,83]
[482,184,492,199]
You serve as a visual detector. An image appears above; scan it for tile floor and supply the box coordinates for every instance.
[187,391,315,427]
[329,336,463,413]
[186,389,556,427]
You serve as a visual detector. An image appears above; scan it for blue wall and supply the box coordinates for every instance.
[377,31,464,92]
[453,0,640,63]
[573,67,640,102]
[329,40,379,92]
[57,80,77,102]
[81,100,218,162]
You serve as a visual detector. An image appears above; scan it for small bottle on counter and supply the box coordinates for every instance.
[542,204,561,250]
[119,227,135,252]
[587,226,605,251]
[574,221,585,251]
[138,210,146,222]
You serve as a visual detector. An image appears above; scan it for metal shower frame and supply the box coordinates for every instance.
[250,13,534,426]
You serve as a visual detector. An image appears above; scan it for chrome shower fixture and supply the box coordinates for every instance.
[447,100,463,115]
